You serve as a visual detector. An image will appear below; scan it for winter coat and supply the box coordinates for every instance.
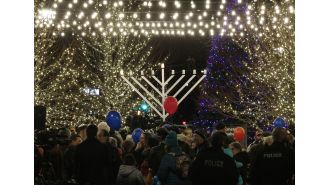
[63,145,77,180]
[234,151,250,185]
[192,141,209,159]
[189,147,238,185]
[116,165,145,185]
[249,141,294,185]
[157,147,191,185]
[105,142,122,185]
[148,143,166,175]
[75,138,108,185]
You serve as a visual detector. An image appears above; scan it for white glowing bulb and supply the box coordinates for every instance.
[160,12,165,19]
[133,13,138,18]
[157,23,161,27]
[146,13,151,19]
[239,24,243,29]
[238,0,242,4]
[232,11,236,16]
[216,24,220,28]
[82,32,86,36]
[61,32,65,36]
[89,0,93,4]
[143,1,148,6]
[224,16,227,20]
[240,32,244,36]
[161,63,165,69]
[68,3,73,8]
[119,13,124,19]
[211,21,215,26]
[191,3,196,9]
[91,12,97,19]
[105,13,111,19]
[284,17,289,24]
[203,12,207,17]
[261,5,265,10]
[119,1,123,6]
[206,5,210,9]
[103,0,107,5]
[58,0,63,2]
[273,17,277,22]
[217,11,221,16]
[83,3,88,8]
[53,3,58,8]
[114,2,118,7]
[222,0,226,4]
[198,15,202,20]
[189,12,193,17]
[148,1,152,7]
[220,5,224,9]
[289,6,294,13]
[175,1,181,8]
[248,5,252,10]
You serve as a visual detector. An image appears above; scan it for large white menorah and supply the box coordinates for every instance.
[120,64,207,122]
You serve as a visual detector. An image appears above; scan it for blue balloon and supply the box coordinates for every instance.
[273,117,286,128]
[105,111,122,131]
[132,128,143,144]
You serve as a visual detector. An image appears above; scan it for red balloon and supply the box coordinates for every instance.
[163,96,178,115]
[234,127,245,142]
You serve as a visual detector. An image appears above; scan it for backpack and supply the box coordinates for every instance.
[174,153,191,179]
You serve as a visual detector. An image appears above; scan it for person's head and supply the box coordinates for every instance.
[183,128,193,138]
[272,127,287,143]
[156,127,169,141]
[210,131,227,149]
[123,154,137,166]
[140,132,151,148]
[122,139,135,154]
[70,134,82,146]
[165,131,178,151]
[109,137,118,147]
[229,142,242,156]
[86,124,98,139]
[255,129,264,141]
[97,129,109,143]
[215,123,226,133]
[77,124,87,141]
[193,129,207,146]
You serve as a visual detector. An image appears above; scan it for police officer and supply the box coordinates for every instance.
[249,127,294,185]
[189,132,238,185]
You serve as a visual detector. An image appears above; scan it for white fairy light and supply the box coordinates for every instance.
[83,3,88,8]
[119,13,124,19]
[146,13,151,19]
[119,1,123,6]
[102,0,107,5]
[105,13,111,19]
[91,12,97,19]
[133,13,138,19]
[160,12,165,19]
[203,12,207,17]
[68,3,73,8]
[284,17,289,24]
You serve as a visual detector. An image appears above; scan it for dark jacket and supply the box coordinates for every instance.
[105,142,122,185]
[249,141,294,185]
[75,138,108,185]
[192,141,209,159]
[148,143,166,175]
[116,165,145,185]
[234,151,250,185]
[63,145,77,180]
[189,147,238,185]
[157,147,191,185]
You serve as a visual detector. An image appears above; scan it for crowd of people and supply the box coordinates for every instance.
[34,122,295,185]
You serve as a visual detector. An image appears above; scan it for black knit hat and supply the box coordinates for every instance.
[194,129,207,140]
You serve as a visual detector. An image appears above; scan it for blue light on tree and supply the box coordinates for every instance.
[140,102,149,112]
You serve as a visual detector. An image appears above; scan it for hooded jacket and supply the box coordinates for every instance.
[116,165,145,185]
